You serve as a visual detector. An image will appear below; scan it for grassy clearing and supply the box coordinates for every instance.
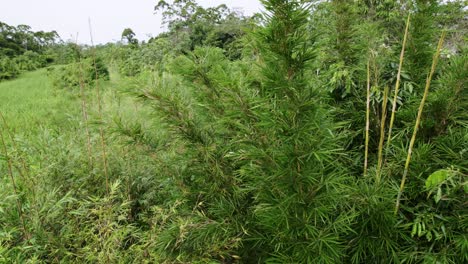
[0,69,80,134]
[0,66,151,145]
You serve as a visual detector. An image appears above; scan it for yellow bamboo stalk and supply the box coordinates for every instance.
[386,14,411,153]
[394,31,446,215]
[364,59,371,177]
[376,86,389,183]
[89,19,110,194]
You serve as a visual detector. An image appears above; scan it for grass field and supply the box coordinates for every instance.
[0,69,80,135]
[0,66,151,140]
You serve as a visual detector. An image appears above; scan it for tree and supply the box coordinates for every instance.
[0,21,59,81]
[0,21,59,57]
[121,28,138,46]
[154,0,250,55]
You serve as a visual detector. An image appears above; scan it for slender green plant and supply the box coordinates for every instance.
[376,86,389,183]
[395,31,446,215]
[364,59,371,176]
[75,37,93,168]
[89,19,110,194]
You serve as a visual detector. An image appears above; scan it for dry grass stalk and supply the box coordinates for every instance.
[364,59,371,176]
[376,86,389,183]
[386,14,411,154]
[89,19,110,194]
[394,31,446,215]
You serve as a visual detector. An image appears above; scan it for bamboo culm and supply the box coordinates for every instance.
[395,31,446,215]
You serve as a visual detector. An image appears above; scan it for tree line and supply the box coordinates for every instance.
[0,21,60,80]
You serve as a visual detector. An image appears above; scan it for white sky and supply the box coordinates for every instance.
[0,0,263,44]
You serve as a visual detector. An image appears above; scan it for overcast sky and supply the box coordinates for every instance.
[0,0,263,44]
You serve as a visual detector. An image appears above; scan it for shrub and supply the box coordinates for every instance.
[14,51,47,71]
[48,57,109,90]
[0,57,20,80]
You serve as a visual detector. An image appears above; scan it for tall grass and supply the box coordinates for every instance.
[0,112,29,181]
[77,56,93,167]
[0,117,29,239]
[0,112,38,212]
[0,70,75,131]
[89,19,110,194]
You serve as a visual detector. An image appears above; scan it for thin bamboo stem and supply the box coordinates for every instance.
[364,59,371,177]
[75,37,93,167]
[376,86,389,183]
[89,19,110,195]
[395,31,446,215]
[0,123,29,239]
[386,14,411,155]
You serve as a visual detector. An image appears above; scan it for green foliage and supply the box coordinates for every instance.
[0,51,51,81]
[46,42,81,65]
[154,0,251,56]
[99,36,175,78]
[426,169,451,190]
[423,48,467,137]
[347,180,407,263]
[13,51,48,71]
[0,57,20,80]
[48,57,109,90]
[0,21,59,81]
[0,21,58,58]
[132,1,355,262]
[0,0,467,263]
[121,27,138,46]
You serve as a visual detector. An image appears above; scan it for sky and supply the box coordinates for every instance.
[0,0,263,44]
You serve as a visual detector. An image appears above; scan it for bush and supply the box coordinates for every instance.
[115,39,172,77]
[48,57,109,90]
[14,51,47,71]
[0,57,20,80]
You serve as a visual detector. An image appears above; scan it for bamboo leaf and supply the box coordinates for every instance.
[425,169,450,190]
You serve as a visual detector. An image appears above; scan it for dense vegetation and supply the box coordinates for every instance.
[0,0,466,263]
[0,22,61,80]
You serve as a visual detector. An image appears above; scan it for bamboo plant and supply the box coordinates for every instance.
[386,14,411,154]
[395,31,446,214]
